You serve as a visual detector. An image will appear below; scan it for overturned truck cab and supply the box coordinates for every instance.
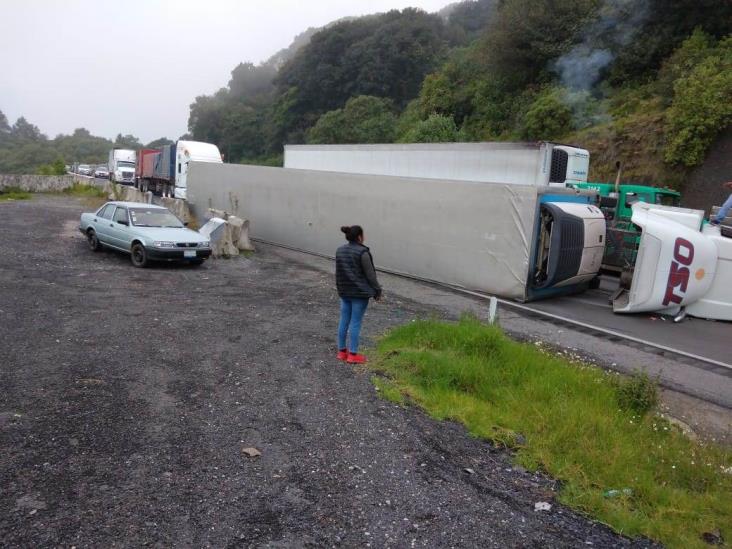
[612,202,732,321]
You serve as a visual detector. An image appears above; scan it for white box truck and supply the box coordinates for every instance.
[284,142,590,186]
[108,149,137,185]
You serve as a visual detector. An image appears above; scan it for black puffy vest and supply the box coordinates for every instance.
[335,242,375,299]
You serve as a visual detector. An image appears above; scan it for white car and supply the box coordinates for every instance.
[79,201,211,267]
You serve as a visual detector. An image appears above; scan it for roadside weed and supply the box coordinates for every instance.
[62,182,107,198]
[0,186,32,201]
[370,316,731,548]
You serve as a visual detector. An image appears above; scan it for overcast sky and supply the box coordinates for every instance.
[0,0,454,143]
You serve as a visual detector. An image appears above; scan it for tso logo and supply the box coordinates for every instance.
[663,237,694,306]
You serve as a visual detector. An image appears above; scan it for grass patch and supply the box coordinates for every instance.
[370,316,732,548]
[62,182,108,198]
[0,186,32,201]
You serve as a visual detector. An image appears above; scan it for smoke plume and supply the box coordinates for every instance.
[554,0,650,91]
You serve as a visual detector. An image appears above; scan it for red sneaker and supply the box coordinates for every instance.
[336,349,348,361]
[347,353,367,364]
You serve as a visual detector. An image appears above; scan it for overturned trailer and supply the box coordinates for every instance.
[186,162,604,302]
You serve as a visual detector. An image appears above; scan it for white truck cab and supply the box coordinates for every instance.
[174,140,223,200]
[109,149,137,185]
[612,202,732,321]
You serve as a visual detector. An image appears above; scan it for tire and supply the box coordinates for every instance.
[87,230,102,252]
[130,242,148,268]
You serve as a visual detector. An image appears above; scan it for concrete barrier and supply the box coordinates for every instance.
[207,208,255,253]
[103,182,153,204]
[0,174,75,193]
[158,197,192,225]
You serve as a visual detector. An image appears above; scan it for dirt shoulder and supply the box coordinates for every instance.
[1,195,654,547]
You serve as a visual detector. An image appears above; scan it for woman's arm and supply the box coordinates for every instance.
[361,252,382,298]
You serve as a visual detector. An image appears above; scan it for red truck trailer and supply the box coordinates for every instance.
[135,149,159,189]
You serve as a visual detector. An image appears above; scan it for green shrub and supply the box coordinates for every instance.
[306,96,397,144]
[664,35,732,166]
[62,182,107,198]
[400,114,459,143]
[520,87,574,140]
[615,373,658,416]
[0,186,31,201]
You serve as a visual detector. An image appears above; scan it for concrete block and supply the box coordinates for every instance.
[199,217,239,258]
[157,197,192,224]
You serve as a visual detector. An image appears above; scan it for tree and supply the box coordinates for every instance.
[274,9,452,143]
[520,87,574,140]
[0,110,10,133]
[446,0,498,37]
[0,109,10,144]
[479,0,599,91]
[145,137,174,148]
[228,62,277,101]
[11,117,45,141]
[114,133,142,149]
[608,0,732,84]
[306,96,397,144]
[400,114,459,143]
[188,91,227,144]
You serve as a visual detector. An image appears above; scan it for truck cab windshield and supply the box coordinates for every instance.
[118,161,135,168]
[129,209,183,228]
[656,193,681,207]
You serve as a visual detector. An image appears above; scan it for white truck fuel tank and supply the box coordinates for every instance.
[612,202,731,320]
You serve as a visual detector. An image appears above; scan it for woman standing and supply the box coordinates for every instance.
[335,225,382,364]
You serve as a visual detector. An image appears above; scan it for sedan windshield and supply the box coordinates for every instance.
[129,208,183,228]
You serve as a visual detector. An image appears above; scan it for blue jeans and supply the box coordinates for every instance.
[714,193,732,223]
[337,297,369,353]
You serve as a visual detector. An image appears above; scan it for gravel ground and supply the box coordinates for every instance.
[0,195,657,548]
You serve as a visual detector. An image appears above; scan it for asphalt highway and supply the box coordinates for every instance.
[526,276,731,368]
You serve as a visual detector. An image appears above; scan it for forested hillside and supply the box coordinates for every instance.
[0,109,171,174]
[189,0,731,188]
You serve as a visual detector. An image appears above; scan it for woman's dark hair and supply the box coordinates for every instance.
[340,225,363,242]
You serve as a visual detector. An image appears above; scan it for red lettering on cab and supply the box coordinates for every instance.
[663,238,694,306]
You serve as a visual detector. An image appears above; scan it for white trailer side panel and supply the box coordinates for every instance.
[284,143,548,186]
[187,162,538,299]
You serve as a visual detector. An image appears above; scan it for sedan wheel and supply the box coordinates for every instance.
[131,243,148,268]
[87,230,102,252]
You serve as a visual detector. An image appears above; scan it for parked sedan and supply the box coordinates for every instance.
[79,201,211,267]
[94,166,109,179]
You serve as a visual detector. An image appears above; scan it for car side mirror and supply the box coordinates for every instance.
[117,220,129,226]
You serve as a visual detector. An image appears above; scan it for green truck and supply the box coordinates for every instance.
[570,183,681,272]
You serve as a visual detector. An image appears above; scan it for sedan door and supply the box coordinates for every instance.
[92,204,115,244]
[108,207,133,250]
